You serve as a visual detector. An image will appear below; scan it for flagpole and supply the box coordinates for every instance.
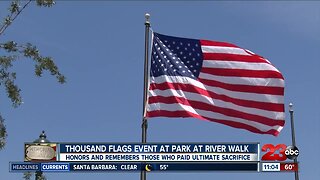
[141,13,150,180]
[289,103,299,180]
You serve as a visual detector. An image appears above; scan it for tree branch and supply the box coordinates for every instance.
[0,115,7,150]
[0,0,32,37]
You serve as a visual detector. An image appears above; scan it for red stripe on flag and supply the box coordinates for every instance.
[146,110,281,136]
[203,53,270,63]
[201,68,284,79]
[149,82,284,112]
[198,78,284,95]
[148,96,285,126]
[200,40,239,48]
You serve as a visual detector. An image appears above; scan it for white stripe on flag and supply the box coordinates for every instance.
[202,60,280,72]
[148,89,285,120]
[201,46,251,56]
[199,72,285,87]
[147,103,283,133]
[150,75,284,104]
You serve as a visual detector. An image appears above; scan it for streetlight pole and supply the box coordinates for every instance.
[289,103,299,180]
[140,13,150,180]
[33,131,50,180]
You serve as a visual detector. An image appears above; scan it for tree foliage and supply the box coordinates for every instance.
[0,0,65,150]
[23,171,47,180]
[0,115,6,150]
[23,172,32,180]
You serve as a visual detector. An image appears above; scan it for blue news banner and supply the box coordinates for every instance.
[11,143,259,172]
[10,162,258,172]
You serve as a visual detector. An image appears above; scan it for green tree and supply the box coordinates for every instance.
[23,172,32,180]
[0,0,65,151]
[23,171,47,180]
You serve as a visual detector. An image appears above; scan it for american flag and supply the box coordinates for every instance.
[146,32,285,136]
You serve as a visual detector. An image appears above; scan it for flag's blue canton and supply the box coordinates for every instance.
[151,33,203,80]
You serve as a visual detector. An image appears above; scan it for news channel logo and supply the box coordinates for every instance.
[261,144,299,161]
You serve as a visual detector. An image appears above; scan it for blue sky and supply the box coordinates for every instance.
[0,1,319,179]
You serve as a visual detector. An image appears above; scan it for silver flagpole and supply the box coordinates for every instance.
[289,103,299,180]
[141,13,150,180]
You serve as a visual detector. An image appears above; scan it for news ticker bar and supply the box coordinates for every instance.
[10,162,298,172]
[10,162,259,172]
[24,143,259,162]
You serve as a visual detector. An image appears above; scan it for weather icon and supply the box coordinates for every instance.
[145,164,153,172]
